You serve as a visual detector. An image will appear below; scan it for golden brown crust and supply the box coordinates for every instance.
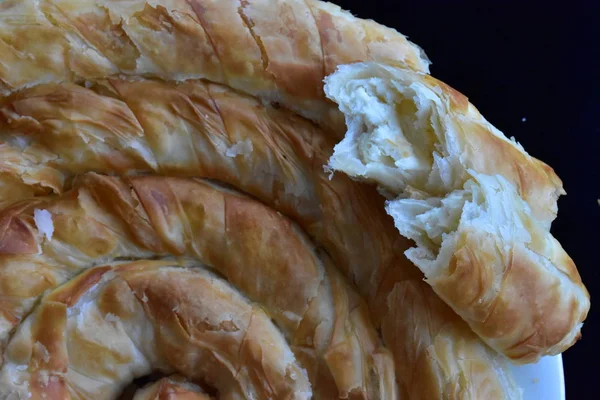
[0,78,396,297]
[0,1,534,395]
[0,143,64,210]
[0,0,429,132]
[0,175,397,398]
[0,75,519,397]
[324,62,589,363]
[435,230,588,361]
[3,261,311,399]
[422,73,564,225]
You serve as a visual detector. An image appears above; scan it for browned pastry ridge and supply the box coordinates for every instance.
[0,79,519,398]
[0,0,429,133]
[3,174,395,399]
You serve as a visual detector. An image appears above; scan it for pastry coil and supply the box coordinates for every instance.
[0,0,584,398]
[0,80,518,398]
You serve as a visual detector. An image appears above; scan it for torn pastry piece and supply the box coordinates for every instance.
[0,261,311,399]
[324,62,589,363]
[132,376,212,400]
[0,174,395,399]
[0,80,519,397]
[0,0,429,131]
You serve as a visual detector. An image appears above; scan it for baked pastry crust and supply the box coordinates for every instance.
[0,79,518,398]
[0,0,429,132]
[1,260,312,399]
[0,175,398,398]
[324,62,589,363]
[0,0,585,398]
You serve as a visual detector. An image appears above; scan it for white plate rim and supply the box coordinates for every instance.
[508,354,565,399]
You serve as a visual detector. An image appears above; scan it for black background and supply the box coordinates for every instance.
[335,0,599,397]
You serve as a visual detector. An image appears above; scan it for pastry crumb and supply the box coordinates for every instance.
[225,139,253,157]
[34,209,54,241]
[105,313,120,323]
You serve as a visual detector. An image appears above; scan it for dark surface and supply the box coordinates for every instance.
[334,0,599,397]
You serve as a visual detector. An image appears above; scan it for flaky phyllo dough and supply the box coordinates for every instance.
[0,0,587,399]
[324,63,589,364]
